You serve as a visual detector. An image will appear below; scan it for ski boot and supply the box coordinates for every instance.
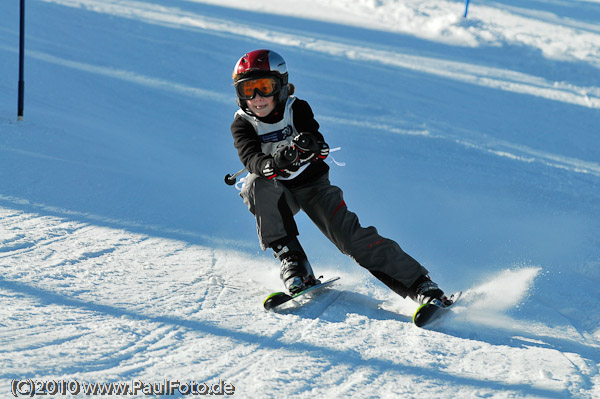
[273,237,319,294]
[409,275,452,306]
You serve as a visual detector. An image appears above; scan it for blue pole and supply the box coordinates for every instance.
[464,0,470,18]
[18,0,25,120]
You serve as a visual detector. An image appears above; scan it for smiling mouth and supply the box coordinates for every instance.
[253,105,272,113]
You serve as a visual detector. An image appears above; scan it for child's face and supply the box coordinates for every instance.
[246,94,275,118]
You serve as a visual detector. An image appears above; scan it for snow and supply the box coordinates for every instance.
[1,0,599,397]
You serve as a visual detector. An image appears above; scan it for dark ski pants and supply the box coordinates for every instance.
[240,173,429,296]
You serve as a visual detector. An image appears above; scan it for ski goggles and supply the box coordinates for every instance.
[235,77,280,100]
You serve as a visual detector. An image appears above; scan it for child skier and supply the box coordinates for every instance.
[229,49,451,306]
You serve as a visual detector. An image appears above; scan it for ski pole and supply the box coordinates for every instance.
[224,167,247,186]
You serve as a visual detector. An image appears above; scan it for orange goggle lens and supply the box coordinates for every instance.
[236,77,279,100]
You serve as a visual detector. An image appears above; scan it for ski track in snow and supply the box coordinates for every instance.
[1,201,599,397]
[2,0,600,397]
[1,44,598,180]
[38,0,600,110]
[8,0,598,181]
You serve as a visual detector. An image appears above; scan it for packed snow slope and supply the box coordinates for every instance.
[1,0,600,397]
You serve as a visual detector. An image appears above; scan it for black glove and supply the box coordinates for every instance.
[262,146,300,179]
[316,141,329,161]
[293,133,329,162]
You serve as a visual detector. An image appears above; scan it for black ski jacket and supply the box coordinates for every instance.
[230,98,329,188]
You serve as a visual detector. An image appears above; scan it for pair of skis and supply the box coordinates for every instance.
[225,172,461,327]
[263,277,461,328]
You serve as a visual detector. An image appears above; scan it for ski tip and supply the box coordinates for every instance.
[412,303,428,325]
[262,277,340,311]
[263,292,292,311]
[412,291,462,327]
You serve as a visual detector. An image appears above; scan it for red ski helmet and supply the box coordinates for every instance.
[232,49,291,113]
